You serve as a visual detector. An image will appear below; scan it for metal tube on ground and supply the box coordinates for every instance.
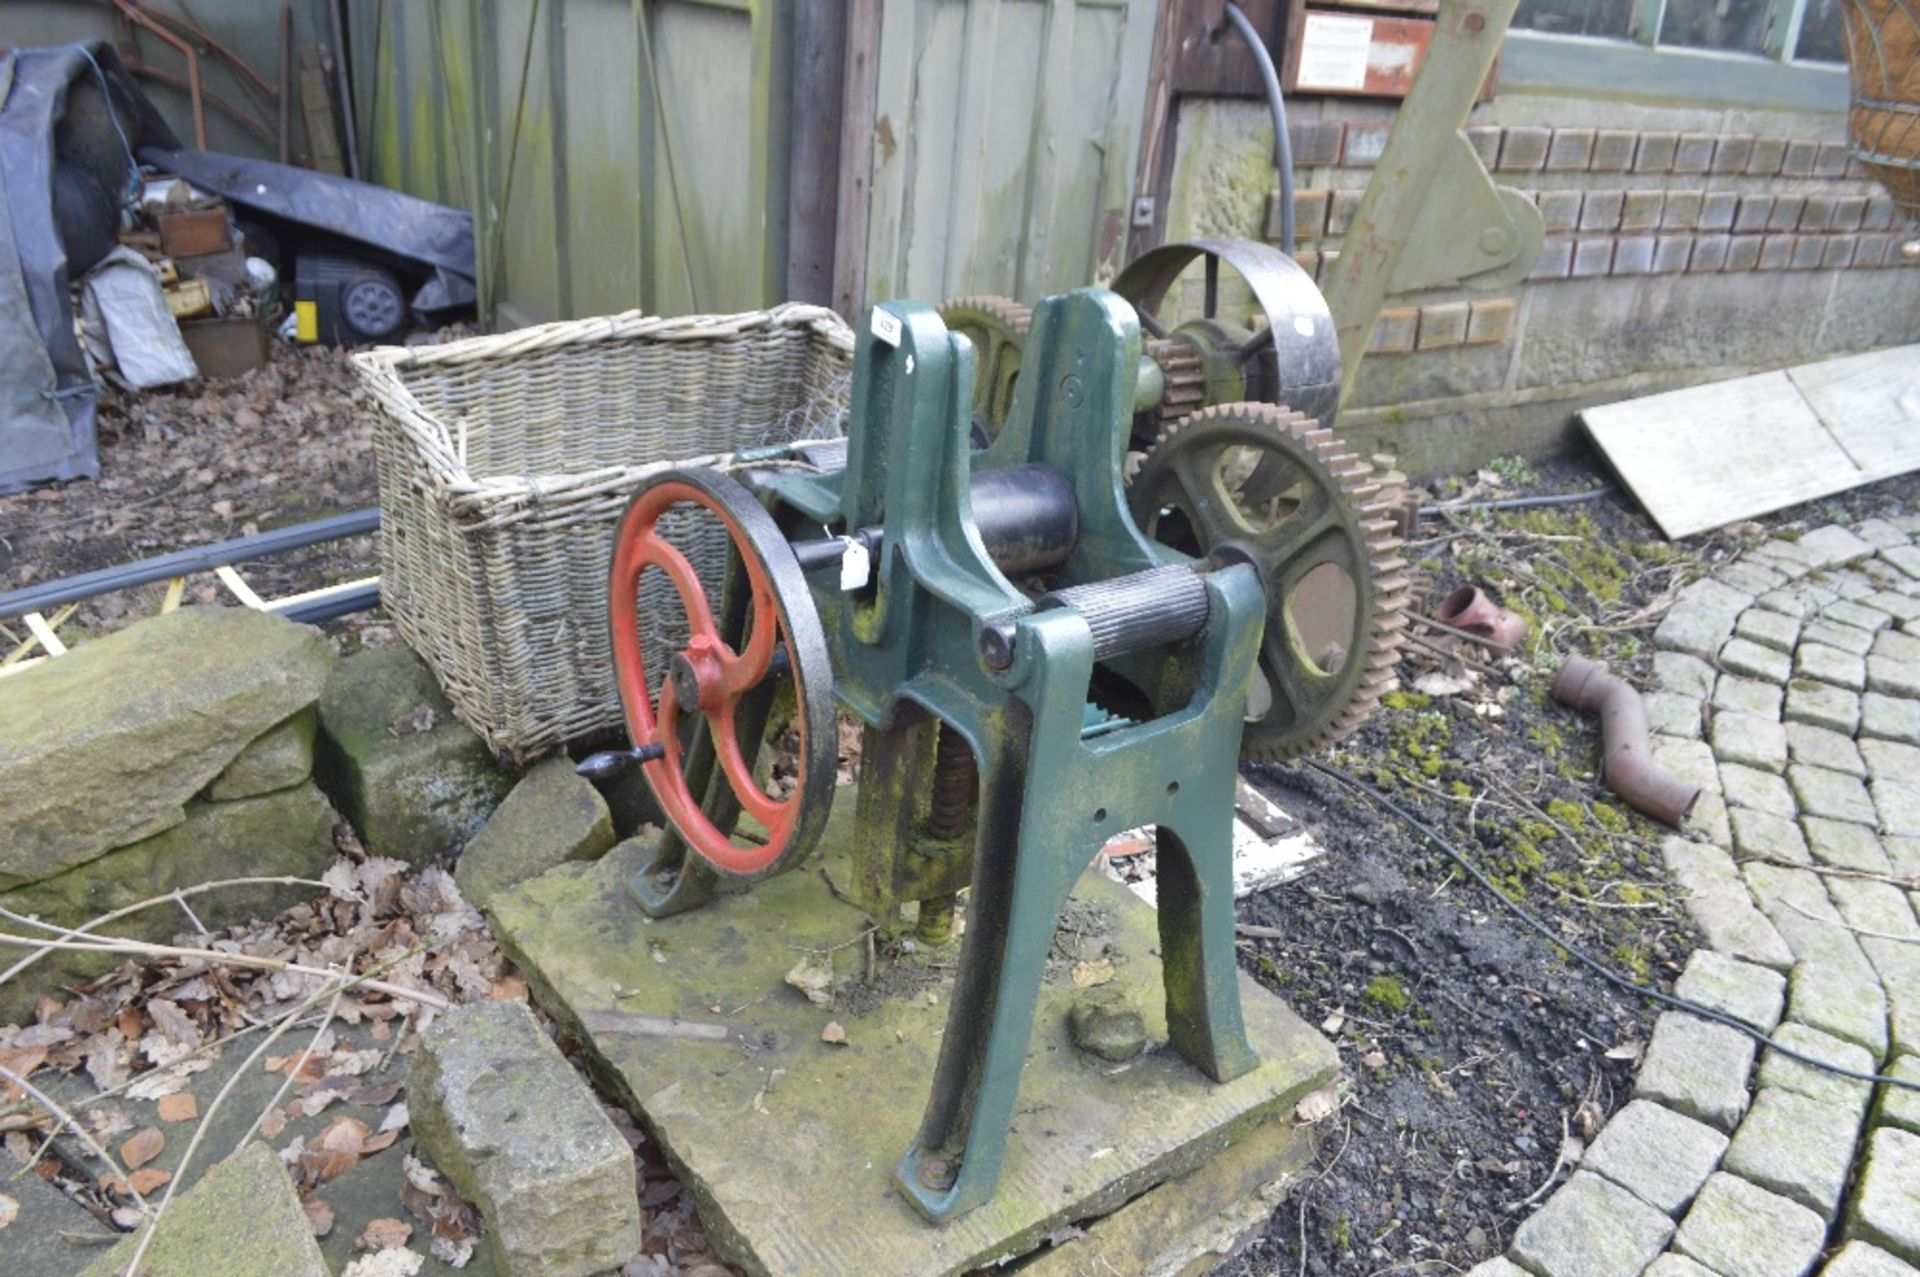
[1550,654,1700,828]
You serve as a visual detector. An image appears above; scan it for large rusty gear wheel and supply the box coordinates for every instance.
[939,296,1031,442]
[1127,403,1409,760]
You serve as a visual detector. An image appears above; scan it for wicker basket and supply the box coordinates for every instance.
[352,304,854,761]
[1842,0,1920,220]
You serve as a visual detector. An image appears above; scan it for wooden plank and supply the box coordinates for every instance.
[1579,349,1920,539]
[1788,346,1920,478]
[830,0,881,320]
[786,0,849,306]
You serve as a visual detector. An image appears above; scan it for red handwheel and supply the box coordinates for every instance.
[608,468,836,878]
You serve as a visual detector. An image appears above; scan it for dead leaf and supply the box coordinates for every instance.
[259,1106,288,1138]
[487,975,528,1003]
[343,1248,424,1277]
[820,1021,848,1046]
[0,1192,18,1229]
[784,955,834,1008]
[1604,1039,1644,1063]
[1070,958,1115,988]
[1319,1010,1346,1036]
[1293,1085,1339,1125]
[320,1115,370,1154]
[1361,1050,1387,1071]
[429,1235,474,1267]
[361,1129,400,1156]
[356,1217,415,1251]
[301,1193,335,1237]
[156,1093,198,1122]
[128,1167,171,1194]
[0,1046,48,1101]
[120,1126,164,1171]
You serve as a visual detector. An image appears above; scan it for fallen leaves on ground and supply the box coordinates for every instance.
[342,1247,425,1277]
[0,1191,17,1229]
[155,1092,197,1122]
[119,1127,163,1171]
[783,956,834,1007]
[356,1216,414,1251]
[819,1021,847,1046]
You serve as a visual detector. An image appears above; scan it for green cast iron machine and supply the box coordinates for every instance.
[581,244,1408,1224]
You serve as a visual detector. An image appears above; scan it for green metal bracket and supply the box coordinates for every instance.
[1318,0,1538,403]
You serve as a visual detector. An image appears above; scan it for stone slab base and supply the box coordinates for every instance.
[488,792,1337,1277]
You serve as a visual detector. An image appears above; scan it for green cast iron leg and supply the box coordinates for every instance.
[1153,823,1258,1081]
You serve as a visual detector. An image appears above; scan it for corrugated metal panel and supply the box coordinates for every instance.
[862,0,1157,304]
[355,0,787,327]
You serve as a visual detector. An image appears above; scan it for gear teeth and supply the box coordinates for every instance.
[1128,399,1414,762]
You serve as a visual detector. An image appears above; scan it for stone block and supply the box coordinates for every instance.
[1782,140,1819,176]
[0,781,338,1023]
[1572,238,1615,278]
[1771,197,1808,233]
[1732,806,1809,863]
[1747,137,1789,175]
[1864,196,1897,231]
[1863,693,1920,745]
[1715,712,1790,773]
[0,605,333,890]
[1800,195,1838,232]
[1469,1260,1530,1277]
[1722,1087,1862,1218]
[1815,142,1853,177]
[1883,1055,1920,1135]
[1690,235,1731,272]
[1800,644,1869,690]
[1825,236,1860,270]
[1857,234,1894,267]
[1658,737,1726,796]
[1647,691,1706,739]
[1760,1022,1877,1114]
[1635,1012,1757,1130]
[1867,592,1920,623]
[1671,854,1796,971]
[1418,301,1471,349]
[1823,1242,1920,1277]
[1751,606,1804,652]
[1467,298,1518,345]
[1802,525,1877,566]
[1726,236,1764,272]
[1328,189,1362,235]
[1807,620,1879,656]
[1713,135,1756,174]
[206,707,317,801]
[1291,119,1345,166]
[1869,656,1920,699]
[1724,637,1794,683]
[1538,190,1583,232]
[1689,791,1734,846]
[1532,238,1574,280]
[411,1000,642,1276]
[1509,1171,1674,1277]
[1788,723,1866,776]
[455,757,616,912]
[78,1141,327,1277]
[1652,235,1694,274]
[1700,191,1739,230]
[1885,545,1920,579]
[1717,674,1786,719]
[1854,524,1907,554]
[1497,126,1549,170]
[1790,960,1889,1058]
[1805,816,1894,873]
[1649,1257,1722,1277]
[1723,560,1792,597]
[1583,1099,1728,1214]
[1614,236,1656,275]
[1760,235,1797,270]
[1660,651,1718,699]
[1790,765,1877,824]
[1547,128,1597,171]
[1786,679,1861,734]
[314,643,514,865]
[1722,763,1797,817]
[1876,628,1920,663]
[1370,307,1419,354]
[1463,125,1502,168]
[1674,949,1787,1031]
[1288,189,1330,240]
[1677,1172,1828,1277]
[1788,235,1826,271]
[1737,196,1777,234]
[1674,134,1716,173]
[1849,1128,1920,1264]
[1593,129,1637,172]
[1622,189,1664,230]
[1637,132,1680,172]
[1664,190,1705,228]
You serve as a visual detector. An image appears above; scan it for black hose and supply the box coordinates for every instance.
[1223,2,1295,256]
[1419,485,1615,517]
[1298,760,1920,1094]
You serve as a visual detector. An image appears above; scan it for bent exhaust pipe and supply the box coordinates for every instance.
[1550,654,1701,828]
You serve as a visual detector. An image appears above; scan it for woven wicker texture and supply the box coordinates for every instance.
[352,304,853,761]
[1842,0,1920,219]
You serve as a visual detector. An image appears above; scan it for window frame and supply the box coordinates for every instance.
[1502,0,1850,110]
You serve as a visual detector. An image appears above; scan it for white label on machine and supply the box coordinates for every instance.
[839,537,872,591]
[1297,13,1374,91]
[870,308,903,347]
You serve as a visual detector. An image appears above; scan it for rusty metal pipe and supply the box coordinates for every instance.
[115,0,207,148]
[1551,655,1700,828]
[1434,585,1529,654]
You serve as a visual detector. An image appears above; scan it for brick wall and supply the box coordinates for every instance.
[1157,95,1920,477]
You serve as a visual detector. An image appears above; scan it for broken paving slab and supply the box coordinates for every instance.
[0,605,333,889]
[454,756,615,912]
[410,999,641,1277]
[486,807,1339,1277]
[79,1140,329,1277]
[315,643,514,865]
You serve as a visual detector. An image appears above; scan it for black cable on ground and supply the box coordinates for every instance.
[1419,486,1615,517]
[1300,759,1920,1094]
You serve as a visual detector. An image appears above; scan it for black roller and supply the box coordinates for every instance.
[1036,564,1210,661]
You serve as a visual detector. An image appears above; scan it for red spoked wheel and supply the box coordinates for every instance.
[608,468,835,878]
